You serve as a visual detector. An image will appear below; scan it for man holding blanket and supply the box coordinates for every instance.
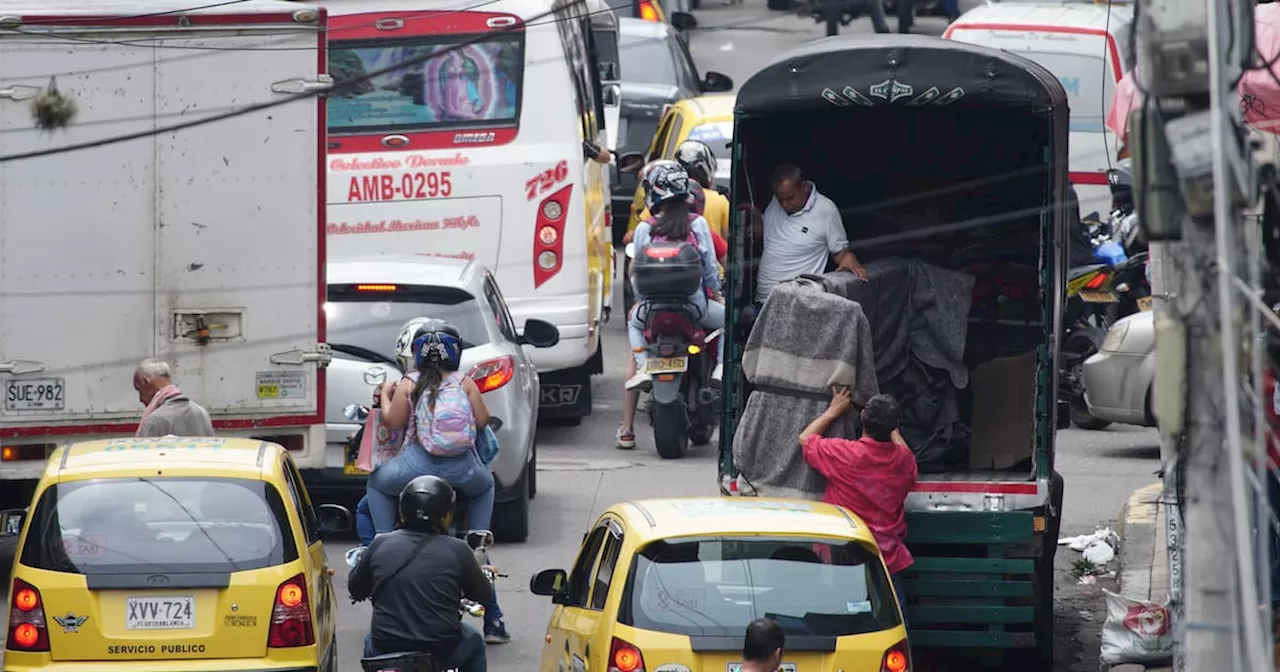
[799,388,917,621]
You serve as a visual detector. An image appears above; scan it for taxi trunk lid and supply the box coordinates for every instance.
[40,573,277,661]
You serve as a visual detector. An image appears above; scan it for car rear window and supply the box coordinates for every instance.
[20,477,299,575]
[619,35,677,86]
[325,284,491,364]
[620,537,900,637]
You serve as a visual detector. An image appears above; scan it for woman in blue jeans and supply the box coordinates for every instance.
[365,318,509,643]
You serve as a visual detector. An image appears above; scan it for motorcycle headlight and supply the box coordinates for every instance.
[1101,321,1131,352]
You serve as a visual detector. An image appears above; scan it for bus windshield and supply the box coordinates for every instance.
[328,34,525,134]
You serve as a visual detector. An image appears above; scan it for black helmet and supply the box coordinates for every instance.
[1107,159,1134,214]
[408,318,463,372]
[398,475,456,534]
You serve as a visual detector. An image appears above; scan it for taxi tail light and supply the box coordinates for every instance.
[608,636,646,672]
[267,574,315,648]
[1085,272,1109,290]
[7,578,50,652]
[533,185,571,289]
[881,639,911,672]
[468,356,515,393]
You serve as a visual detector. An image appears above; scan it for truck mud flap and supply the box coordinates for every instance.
[538,366,593,420]
[899,510,1045,653]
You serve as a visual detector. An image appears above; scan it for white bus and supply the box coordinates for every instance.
[324,0,612,422]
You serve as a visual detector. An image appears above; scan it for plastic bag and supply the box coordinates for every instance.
[476,424,500,466]
[356,409,404,473]
[1099,589,1173,665]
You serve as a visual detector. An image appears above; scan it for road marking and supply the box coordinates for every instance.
[1125,482,1164,525]
[537,458,639,472]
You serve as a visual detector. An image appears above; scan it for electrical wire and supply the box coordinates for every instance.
[0,0,603,163]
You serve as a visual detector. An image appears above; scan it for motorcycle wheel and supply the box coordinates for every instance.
[651,399,689,459]
[1062,328,1111,430]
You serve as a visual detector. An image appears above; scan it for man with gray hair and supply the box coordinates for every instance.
[133,359,214,438]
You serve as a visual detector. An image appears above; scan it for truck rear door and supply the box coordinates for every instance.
[0,3,328,438]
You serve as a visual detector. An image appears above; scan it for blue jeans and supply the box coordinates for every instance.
[892,574,908,627]
[366,444,494,534]
[628,293,725,369]
[355,495,504,630]
[363,622,486,672]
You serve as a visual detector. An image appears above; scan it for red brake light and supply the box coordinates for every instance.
[638,1,658,20]
[609,636,645,672]
[643,246,681,259]
[533,185,572,288]
[1085,272,1109,290]
[469,356,515,393]
[267,574,314,648]
[7,578,49,652]
[881,639,911,672]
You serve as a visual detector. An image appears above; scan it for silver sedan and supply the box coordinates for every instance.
[1081,310,1156,428]
[317,256,560,543]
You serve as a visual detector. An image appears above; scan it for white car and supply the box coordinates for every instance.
[319,256,560,542]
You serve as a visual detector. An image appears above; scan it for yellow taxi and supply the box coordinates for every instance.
[529,497,911,672]
[1,437,347,672]
[623,93,736,240]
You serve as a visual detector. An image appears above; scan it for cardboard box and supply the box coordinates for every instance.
[968,351,1038,470]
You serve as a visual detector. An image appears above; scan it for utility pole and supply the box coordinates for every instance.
[1135,0,1267,669]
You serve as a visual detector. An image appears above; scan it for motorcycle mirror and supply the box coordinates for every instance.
[466,530,494,550]
[625,242,635,259]
[342,403,364,421]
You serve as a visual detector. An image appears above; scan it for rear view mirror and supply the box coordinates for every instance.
[530,568,569,598]
[316,504,353,536]
[670,11,697,30]
[520,319,561,348]
[0,508,26,537]
[618,152,646,174]
[701,71,734,93]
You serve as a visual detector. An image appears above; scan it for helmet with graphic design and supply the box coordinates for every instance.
[640,159,681,197]
[643,162,692,212]
[394,317,432,372]
[674,140,717,187]
[409,318,464,372]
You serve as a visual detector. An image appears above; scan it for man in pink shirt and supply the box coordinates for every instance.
[799,388,918,623]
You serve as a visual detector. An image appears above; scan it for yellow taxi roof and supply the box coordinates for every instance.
[47,437,282,480]
[609,497,875,544]
[679,93,735,122]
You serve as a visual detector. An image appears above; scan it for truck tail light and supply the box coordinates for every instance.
[469,356,515,393]
[534,185,571,288]
[267,574,314,648]
[7,578,50,652]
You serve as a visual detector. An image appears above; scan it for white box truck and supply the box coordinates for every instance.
[0,0,332,509]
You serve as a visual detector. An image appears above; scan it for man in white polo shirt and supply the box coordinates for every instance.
[742,165,866,304]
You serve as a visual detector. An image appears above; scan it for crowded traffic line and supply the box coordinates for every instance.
[0,0,1160,670]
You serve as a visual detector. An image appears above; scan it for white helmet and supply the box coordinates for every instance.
[395,317,431,372]
[674,140,717,186]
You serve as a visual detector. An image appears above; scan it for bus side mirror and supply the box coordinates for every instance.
[1,508,28,537]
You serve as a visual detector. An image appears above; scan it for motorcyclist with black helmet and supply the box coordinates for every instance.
[349,475,490,672]
[1107,159,1134,217]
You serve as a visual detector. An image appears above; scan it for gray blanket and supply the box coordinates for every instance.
[731,278,878,499]
[820,260,976,472]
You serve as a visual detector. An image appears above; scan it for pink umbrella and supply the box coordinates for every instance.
[1108,3,1280,140]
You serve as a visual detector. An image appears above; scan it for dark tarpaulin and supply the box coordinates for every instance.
[733,34,1067,117]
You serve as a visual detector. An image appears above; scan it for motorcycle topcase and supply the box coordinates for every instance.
[361,652,442,672]
[632,240,702,298]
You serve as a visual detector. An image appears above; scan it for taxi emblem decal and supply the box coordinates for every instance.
[54,613,88,633]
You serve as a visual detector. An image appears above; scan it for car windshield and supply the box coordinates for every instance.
[619,35,676,85]
[20,476,298,575]
[326,284,490,363]
[327,33,525,135]
[621,537,899,637]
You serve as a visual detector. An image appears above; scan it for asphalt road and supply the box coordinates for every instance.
[0,4,1161,671]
